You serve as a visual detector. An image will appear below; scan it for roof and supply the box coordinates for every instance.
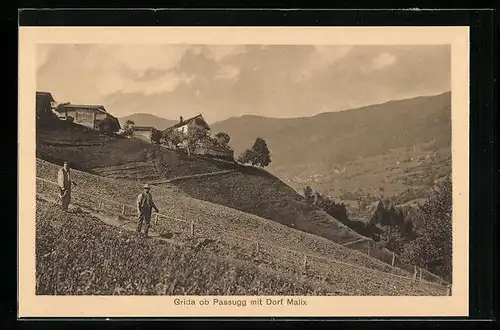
[36,91,55,102]
[164,114,210,131]
[133,126,154,131]
[61,104,107,112]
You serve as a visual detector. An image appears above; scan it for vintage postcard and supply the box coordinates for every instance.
[19,26,469,318]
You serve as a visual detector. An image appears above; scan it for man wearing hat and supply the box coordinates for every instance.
[57,161,77,211]
[136,183,159,237]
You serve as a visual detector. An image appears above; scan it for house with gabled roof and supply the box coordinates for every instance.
[162,113,234,160]
[55,103,120,131]
[164,114,210,136]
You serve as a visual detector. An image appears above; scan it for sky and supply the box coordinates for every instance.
[37,44,450,124]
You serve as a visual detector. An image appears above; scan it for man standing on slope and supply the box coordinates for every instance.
[57,161,77,212]
[136,184,159,237]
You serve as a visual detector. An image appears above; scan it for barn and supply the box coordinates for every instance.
[36,91,56,121]
[56,103,120,131]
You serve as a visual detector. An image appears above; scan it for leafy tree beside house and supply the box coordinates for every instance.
[97,116,120,136]
[150,128,163,144]
[186,125,211,155]
[237,137,271,168]
[214,132,231,148]
[163,129,185,148]
[123,120,135,137]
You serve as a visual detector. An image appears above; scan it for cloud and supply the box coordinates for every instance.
[371,53,397,70]
[37,44,450,122]
[214,65,240,81]
[292,45,353,82]
[314,45,353,65]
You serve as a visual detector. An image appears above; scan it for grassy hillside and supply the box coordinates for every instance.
[36,199,332,296]
[36,159,408,276]
[45,138,361,246]
[36,163,446,295]
[37,119,116,145]
[119,113,178,130]
[37,120,152,170]
[171,166,364,244]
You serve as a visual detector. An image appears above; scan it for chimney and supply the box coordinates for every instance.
[179,116,183,123]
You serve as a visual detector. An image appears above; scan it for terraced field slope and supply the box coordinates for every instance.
[37,120,115,146]
[91,161,161,182]
[36,159,446,295]
[37,124,366,246]
[36,199,334,296]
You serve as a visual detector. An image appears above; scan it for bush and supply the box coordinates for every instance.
[97,117,120,135]
[214,132,231,148]
[150,128,163,144]
[164,129,186,148]
[400,175,452,282]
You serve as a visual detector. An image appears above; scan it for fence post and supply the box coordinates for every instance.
[391,252,395,266]
[303,254,308,269]
[413,265,417,280]
[122,204,126,215]
[155,213,159,225]
[419,267,423,281]
[190,222,195,236]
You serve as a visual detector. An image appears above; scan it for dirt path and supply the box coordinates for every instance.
[36,193,186,247]
[147,169,235,185]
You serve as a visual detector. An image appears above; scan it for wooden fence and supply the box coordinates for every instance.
[35,177,451,294]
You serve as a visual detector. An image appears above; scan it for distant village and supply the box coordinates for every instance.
[36,91,234,159]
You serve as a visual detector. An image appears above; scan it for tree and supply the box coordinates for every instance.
[54,102,70,114]
[97,116,120,135]
[237,137,271,167]
[214,132,231,148]
[123,120,135,137]
[164,129,185,148]
[187,126,211,155]
[376,225,406,255]
[400,175,452,281]
[150,128,163,144]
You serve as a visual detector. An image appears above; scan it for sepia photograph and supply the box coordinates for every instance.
[19,26,470,317]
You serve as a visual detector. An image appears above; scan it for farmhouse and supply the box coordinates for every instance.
[131,126,154,143]
[36,91,56,120]
[164,114,210,136]
[163,113,234,160]
[56,103,120,130]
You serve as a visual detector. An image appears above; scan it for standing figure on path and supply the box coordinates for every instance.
[136,184,159,237]
[57,161,77,212]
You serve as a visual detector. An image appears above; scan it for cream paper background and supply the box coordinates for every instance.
[18,26,470,318]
